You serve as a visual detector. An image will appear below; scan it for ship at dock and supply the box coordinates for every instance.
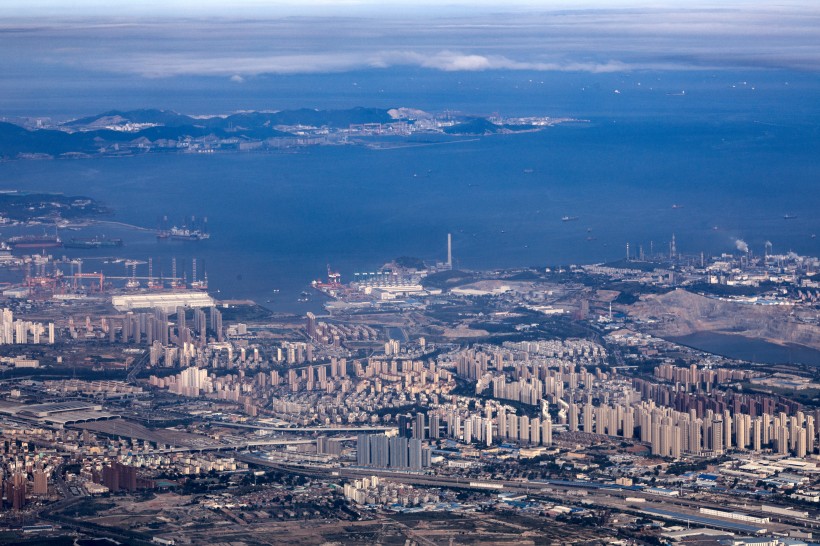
[63,236,123,249]
[7,234,62,249]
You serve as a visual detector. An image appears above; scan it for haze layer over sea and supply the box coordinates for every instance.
[1,69,819,313]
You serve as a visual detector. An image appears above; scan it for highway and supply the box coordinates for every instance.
[150,438,316,454]
[211,421,398,433]
[232,456,816,535]
[126,350,150,384]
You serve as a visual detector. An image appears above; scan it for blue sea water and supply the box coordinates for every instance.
[0,68,819,313]
[671,333,820,367]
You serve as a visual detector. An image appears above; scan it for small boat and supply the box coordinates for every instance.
[784,214,798,220]
[562,216,579,222]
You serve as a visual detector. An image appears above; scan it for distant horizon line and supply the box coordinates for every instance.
[5,0,815,19]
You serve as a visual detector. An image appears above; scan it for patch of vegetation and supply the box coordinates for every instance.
[451,379,541,418]
[666,455,729,475]
[603,259,664,272]
[601,281,670,298]
[217,304,276,322]
[687,282,777,297]
[0,192,109,221]
[613,292,640,305]
[421,269,478,289]
[372,403,427,418]
[505,269,543,281]
[536,317,599,339]
[442,118,537,135]
[666,460,711,475]
[58,499,116,518]
[0,537,75,546]
[394,256,425,270]
[0,366,128,381]
[740,382,820,408]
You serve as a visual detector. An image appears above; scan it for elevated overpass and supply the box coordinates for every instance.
[210,421,397,433]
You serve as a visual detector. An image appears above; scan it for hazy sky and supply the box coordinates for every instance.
[1,1,819,116]
[2,0,814,16]
[3,3,819,76]
[0,0,773,16]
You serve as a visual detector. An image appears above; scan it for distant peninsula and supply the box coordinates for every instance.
[0,107,580,160]
[0,191,109,224]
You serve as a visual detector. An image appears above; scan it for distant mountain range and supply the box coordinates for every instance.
[0,107,551,159]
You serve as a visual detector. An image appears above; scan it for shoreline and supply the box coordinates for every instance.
[90,220,156,233]
[1,119,584,162]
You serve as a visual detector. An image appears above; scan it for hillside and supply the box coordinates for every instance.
[627,288,820,350]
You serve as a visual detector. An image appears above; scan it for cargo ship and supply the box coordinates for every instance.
[63,236,123,249]
[7,235,62,249]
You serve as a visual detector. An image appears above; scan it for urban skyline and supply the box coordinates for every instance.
[1,1,820,545]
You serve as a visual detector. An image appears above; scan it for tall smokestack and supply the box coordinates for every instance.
[447,233,452,269]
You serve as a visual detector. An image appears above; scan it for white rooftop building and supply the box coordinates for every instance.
[111,291,215,312]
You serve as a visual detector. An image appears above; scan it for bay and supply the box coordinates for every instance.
[671,332,820,367]
[0,70,819,313]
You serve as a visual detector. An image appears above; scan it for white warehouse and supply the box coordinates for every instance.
[112,292,215,312]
